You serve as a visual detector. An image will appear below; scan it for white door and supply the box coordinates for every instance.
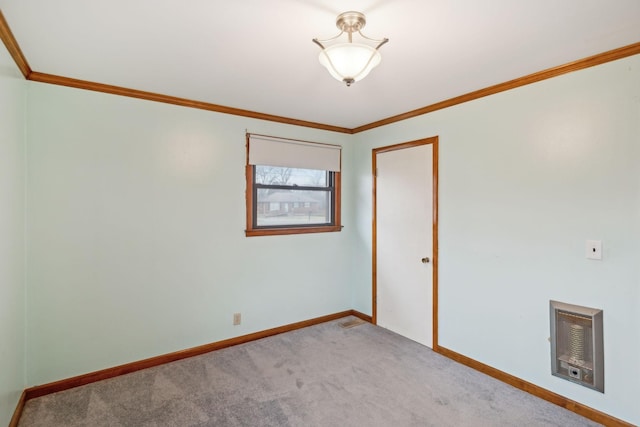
[375,140,435,348]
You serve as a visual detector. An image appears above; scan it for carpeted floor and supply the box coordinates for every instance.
[19,317,601,426]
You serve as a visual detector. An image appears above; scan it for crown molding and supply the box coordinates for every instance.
[0,9,31,77]
[1,9,639,134]
[27,71,352,134]
[352,41,640,133]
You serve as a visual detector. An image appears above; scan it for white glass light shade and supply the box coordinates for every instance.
[318,43,381,84]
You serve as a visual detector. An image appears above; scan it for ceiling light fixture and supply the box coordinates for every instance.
[313,11,388,87]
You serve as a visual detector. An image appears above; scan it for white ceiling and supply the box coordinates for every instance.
[1,0,639,129]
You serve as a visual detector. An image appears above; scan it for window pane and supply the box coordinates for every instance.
[256,189,331,226]
[255,166,327,187]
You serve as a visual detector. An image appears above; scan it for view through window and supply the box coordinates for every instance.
[254,166,333,227]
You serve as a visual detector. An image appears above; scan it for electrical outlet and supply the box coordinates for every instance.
[586,240,602,260]
[233,313,241,325]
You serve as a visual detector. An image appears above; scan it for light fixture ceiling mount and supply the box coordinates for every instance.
[335,11,367,34]
[313,11,388,87]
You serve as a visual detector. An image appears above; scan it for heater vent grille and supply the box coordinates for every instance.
[568,324,585,361]
[550,301,604,393]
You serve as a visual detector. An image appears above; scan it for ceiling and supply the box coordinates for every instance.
[1,0,639,130]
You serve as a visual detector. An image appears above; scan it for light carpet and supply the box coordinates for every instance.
[19,317,601,426]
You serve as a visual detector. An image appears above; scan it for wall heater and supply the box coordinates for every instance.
[549,300,604,392]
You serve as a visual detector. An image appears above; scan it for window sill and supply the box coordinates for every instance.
[245,225,342,237]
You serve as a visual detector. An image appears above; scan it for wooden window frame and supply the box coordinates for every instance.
[245,165,341,237]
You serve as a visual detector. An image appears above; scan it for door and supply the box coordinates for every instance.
[373,138,438,348]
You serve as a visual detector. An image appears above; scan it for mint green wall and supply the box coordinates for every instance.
[351,55,640,424]
[0,43,26,424]
[25,82,355,385]
[13,46,639,424]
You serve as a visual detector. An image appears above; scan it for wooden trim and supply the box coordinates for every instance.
[371,153,378,324]
[436,346,635,427]
[245,225,343,237]
[350,310,372,323]
[371,136,439,348]
[333,171,342,228]
[15,311,631,427]
[26,71,353,134]
[373,138,434,154]
[8,391,26,427]
[352,41,640,134]
[1,13,636,136]
[431,139,439,350]
[0,9,32,78]
[245,163,255,235]
[244,164,342,237]
[24,310,360,401]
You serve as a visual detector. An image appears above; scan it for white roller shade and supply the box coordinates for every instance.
[248,134,341,172]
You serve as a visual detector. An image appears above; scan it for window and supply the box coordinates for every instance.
[245,134,342,236]
[254,166,334,226]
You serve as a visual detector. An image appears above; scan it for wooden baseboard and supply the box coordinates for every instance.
[24,309,366,401]
[8,391,26,427]
[435,346,634,427]
[15,313,632,426]
[350,310,372,323]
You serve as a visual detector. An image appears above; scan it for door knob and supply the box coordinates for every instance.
[421,257,430,264]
